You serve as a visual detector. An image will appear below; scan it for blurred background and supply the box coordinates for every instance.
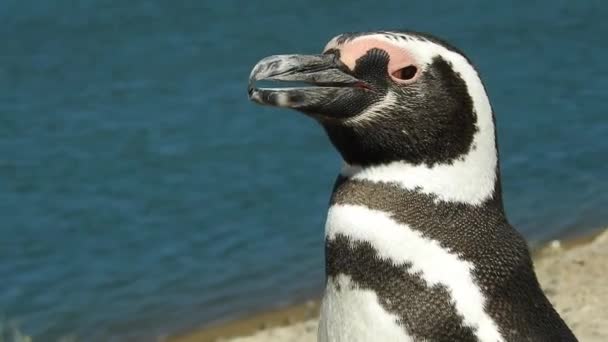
[1,0,606,341]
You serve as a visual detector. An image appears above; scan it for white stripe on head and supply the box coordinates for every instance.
[328,33,497,205]
[325,204,505,342]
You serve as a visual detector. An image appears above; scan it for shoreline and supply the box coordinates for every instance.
[168,300,321,342]
[168,227,608,342]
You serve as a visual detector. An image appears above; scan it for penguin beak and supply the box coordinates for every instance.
[248,54,369,115]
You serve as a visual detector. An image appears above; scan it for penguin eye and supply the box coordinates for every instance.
[392,65,417,81]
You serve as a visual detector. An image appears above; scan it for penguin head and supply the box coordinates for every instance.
[249,31,495,168]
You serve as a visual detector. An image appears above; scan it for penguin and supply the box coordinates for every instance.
[248,31,577,342]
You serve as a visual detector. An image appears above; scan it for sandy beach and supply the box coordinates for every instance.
[169,228,608,342]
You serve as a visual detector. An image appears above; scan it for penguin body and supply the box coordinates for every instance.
[249,31,577,342]
[320,178,566,342]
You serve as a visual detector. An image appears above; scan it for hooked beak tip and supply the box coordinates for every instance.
[247,54,366,109]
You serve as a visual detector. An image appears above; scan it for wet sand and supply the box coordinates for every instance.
[169,228,608,342]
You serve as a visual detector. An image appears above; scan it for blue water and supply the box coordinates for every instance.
[1,0,606,340]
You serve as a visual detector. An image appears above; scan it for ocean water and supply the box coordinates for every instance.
[1,0,607,340]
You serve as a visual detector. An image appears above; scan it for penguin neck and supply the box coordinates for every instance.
[339,128,503,207]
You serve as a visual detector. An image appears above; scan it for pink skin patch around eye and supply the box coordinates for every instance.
[332,37,419,84]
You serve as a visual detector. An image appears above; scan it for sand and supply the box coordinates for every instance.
[169,228,608,342]
[533,229,608,341]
